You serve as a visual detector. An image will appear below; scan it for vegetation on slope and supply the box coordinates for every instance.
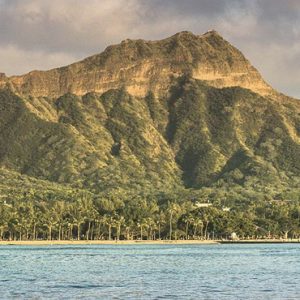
[0,73,299,240]
[1,185,299,241]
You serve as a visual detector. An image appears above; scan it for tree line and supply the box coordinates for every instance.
[0,191,299,241]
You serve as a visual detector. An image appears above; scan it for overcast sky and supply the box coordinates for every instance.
[0,0,299,98]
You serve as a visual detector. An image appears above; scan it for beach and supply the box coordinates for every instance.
[0,239,299,246]
[0,240,219,246]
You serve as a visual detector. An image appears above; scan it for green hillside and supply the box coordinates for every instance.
[0,75,299,200]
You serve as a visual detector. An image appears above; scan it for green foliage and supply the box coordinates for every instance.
[165,78,300,189]
[0,75,299,232]
[0,186,299,241]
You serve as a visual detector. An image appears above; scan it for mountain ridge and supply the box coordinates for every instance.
[1,30,275,99]
[0,30,299,200]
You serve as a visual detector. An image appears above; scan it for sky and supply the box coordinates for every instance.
[0,0,299,98]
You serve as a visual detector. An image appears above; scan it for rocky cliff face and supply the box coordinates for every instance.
[2,31,273,100]
[0,73,7,89]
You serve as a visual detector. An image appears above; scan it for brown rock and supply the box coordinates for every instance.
[6,31,274,99]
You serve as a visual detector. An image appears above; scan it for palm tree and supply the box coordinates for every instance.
[69,201,85,240]
[137,220,144,240]
[192,218,203,239]
[182,214,194,240]
[42,204,59,241]
[102,214,114,240]
[124,220,134,240]
[52,201,66,240]
[155,211,165,240]
[30,203,39,240]
[167,202,181,240]
[141,217,153,240]
[114,215,125,240]
[0,201,12,240]
[203,216,209,240]
[94,212,104,240]
[85,206,97,240]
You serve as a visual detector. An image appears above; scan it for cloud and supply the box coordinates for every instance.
[0,0,142,53]
[0,0,299,98]
[0,45,78,74]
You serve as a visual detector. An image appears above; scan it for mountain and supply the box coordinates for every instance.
[0,30,299,200]
[1,31,273,100]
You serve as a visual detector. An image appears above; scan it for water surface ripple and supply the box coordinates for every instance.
[0,244,299,299]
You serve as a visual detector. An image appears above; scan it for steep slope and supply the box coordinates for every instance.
[166,78,300,189]
[0,31,299,198]
[0,88,181,193]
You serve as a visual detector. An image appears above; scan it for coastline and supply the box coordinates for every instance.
[0,239,299,246]
[219,239,300,244]
[0,240,218,246]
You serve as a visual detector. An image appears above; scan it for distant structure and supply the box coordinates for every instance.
[195,202,212,208]
[230,232,238,240]
[222,207,231,212]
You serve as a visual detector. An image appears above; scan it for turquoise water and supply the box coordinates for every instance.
[0,244,299,299]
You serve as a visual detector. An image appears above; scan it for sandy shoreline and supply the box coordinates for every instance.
[0,239,299,246]
[220,239,300,244]
[0,240,218,246]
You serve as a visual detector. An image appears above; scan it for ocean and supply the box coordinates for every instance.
[0,244,299,299]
